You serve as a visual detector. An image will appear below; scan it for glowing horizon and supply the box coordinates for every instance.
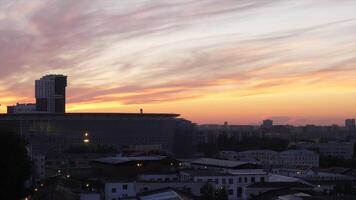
[0,0,355,125]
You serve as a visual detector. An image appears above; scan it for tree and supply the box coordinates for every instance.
[215,187,228,200]
[0,132,31,200]
[200,183,215,200]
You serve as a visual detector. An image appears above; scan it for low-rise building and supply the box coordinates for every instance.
[279,150,319,168]
[296,141,354,159]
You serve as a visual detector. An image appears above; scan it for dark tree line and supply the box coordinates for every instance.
[198,134,289,156]
[0,132,31,200]
[200,183,228,200]
[319,155,356,168]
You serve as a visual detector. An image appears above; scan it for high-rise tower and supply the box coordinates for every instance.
[35,74,67,113]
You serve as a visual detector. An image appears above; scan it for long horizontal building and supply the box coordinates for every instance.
[0,112,194,157]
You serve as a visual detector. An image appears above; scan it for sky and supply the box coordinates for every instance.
[0,0,355,125]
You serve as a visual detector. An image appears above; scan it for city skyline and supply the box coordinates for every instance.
[0,0,355,125]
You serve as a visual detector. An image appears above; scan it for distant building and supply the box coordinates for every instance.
[296,142,354,159]
[262,119,273,128]
[236,150,280,166]
[219,149,319,168]
[7,103,36,114]
[345,119,355,128]
[35,74,67,113]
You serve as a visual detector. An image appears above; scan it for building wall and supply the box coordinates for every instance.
[105,182,135,200]
[0,114,185,155]
[180,171,268,200]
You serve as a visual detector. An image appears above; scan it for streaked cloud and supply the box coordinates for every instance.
[0,0,355,125]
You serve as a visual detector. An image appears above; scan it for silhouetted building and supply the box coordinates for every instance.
[7,103,36,114]
[35,74,67,113]
[345,119,355,129]
[0,113,195,157]
[262,119,273,128]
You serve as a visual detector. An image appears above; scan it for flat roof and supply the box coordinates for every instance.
[180,169,231,177]
[191,158,259,168]
[247,182,314,188]
[93,156,167,165]
[0,112,180,119]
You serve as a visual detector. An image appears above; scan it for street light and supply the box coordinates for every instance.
[83,132,90,144]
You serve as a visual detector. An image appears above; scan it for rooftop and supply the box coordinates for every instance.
[0,112,180,119]
[247,181,314,189]
[93,156,167,165]
[190,158,259,168]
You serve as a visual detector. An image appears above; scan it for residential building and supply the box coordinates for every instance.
[35,74,67,113]
[279,150,319,168]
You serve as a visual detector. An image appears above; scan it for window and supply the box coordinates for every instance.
[239,177,242,183]
[122,184,128,190]
[228,178,233,184]
[237,187,243,197]
[260,177,265,182]
[244,177,248,183]
[111,188,117,193]
[228,189,233,195]
[222,178,226,184]
[215,179,219,184]
[251,177,255,183]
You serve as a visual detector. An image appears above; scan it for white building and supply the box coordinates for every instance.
[279,149,319,168]
[104,169,268,200]
[180,169,268,200]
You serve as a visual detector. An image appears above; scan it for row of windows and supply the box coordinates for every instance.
[111,184,128,193]
[197,176,265,184]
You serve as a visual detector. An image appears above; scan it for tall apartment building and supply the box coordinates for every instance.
[35,74,67,113]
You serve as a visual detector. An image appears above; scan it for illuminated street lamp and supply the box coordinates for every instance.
[83,132,90,144]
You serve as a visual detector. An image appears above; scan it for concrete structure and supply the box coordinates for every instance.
[35,74,67,113]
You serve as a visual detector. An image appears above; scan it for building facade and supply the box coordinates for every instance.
[35,74,67,113]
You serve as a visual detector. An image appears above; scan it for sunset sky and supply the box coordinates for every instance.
[0,0,355,125]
